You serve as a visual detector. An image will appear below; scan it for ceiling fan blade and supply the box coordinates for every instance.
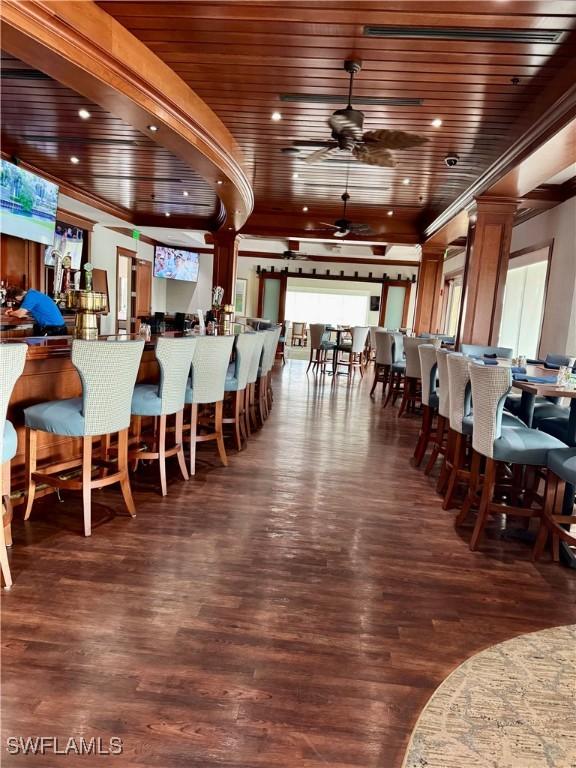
[362,129,429,150]
[304,146,338,165]
[292,140,337,148]
[349,223,374,234]
[319,221,339,229]
[328,113,363,141]
[353,144,396,167]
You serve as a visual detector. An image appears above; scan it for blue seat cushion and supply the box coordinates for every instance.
[2,420,18,463]
[184,383,193,404]
[24,397,85,437]
[320,341,336,350]
[537,416,572,447]
[493,426,566,466]
[532,402,568,425]
[391,360,406,372]
[224,373,239,392]
[548,447,576,484]
[462,412,525,435]
[428,392,439,410]
[131,383,162,416]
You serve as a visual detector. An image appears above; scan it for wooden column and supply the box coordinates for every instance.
[460,197,517,346]
[413,245,445,334]
[212,231,239,305]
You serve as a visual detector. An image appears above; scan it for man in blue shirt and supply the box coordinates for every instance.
[6,288,67,336]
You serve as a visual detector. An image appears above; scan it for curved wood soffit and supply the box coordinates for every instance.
[0,0,254,231]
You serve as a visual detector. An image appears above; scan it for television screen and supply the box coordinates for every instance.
[0,159,59,245]
[153,246,199,282]
[45,224,84,270]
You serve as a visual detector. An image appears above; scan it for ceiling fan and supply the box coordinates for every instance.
[295,60,428,168]
[282,249,310,260]
[319,188,373,238]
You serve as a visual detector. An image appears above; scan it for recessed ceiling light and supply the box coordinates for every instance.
[165,212,170,217]
[183,191,189,197]
[402,177,411,185]
[70,156,79,164]
[147,124,159,132]
[432,118,443,128]
[78,109,91,120]
[387,210,394,216]
[292,173,299,179]
[271,111,282,121]
[302,206,309,212]
[216,180,223,185]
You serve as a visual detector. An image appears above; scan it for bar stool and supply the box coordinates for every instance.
[370,330,393,399]
[426,348,450,478]
[334,326,370,379]
[245,332,266,435]
[413,344,439,467]
[258,326,281,423]
[24,340,144,537]
[442,353,473,508]
[1,344,27,588]
[466,363,565,551]
[223,332,259,451]
[398,337,426,416]
[130,337,196,496]
[307,324,335,375]
[533,448,576,562]
[185,335,235,475]
[384,332,406,407]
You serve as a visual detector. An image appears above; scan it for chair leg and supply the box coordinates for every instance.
[398,376,409,417]
[132,415,142,472]
[158,414,168,497]
[118,428,137,517]
[470,457,497,551]
[425,415,445,476]
[533,472,562,561]
[189,403,198,476]
[232,391,243,451]
[238,390,248,443]
[82,436,93,537]
[0,513,12,589]
[457,449,481,527]
[215,401,228,467]
[174,410,189,482]
[306,347,315,374]
[437,428,454,494]
[23,428,37,521]
[413,405,433,467]
[2,461,13,547]
[442,432,463,510]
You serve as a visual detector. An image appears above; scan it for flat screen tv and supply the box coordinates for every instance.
[153,245,199,282]
[0,159,59,245]
[45,223,84,270]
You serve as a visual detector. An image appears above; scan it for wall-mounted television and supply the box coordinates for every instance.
[0,159,59,245]
[45,223,84,270]
[153,245,199,282]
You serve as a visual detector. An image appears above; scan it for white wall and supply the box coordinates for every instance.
[90,225,166,335]
[510,198,576,356]
[164,253,214,313]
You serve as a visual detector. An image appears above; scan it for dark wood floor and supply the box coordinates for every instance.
[2,361,576,768]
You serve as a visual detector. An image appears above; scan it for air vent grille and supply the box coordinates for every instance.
[363,26,563,44]
[1,68,51,80]
[280,94,422,107]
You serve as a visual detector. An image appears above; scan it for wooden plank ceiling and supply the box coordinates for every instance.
[0,53,219,223]
[97,0,576,234]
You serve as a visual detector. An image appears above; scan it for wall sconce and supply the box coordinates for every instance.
[397,273,402,280]
[298,267,303,274]
[354,271,358,278]
[368,272,372,279]
[312,268,316,275]
[256,265,261,274]
[411,274,417,283]
[340,270,344,277]
[326,269,330,275]
[270,266,275,272]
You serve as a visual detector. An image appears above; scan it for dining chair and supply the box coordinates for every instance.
[290,321,307,347]
[465,363,565,551]
[257,327,279,424]
[24,339,145,536]
[442,353,473,508]
[185,335,235,475]
[398,337,426,416]
[334,326,370,379]
[130,337,196,495]
[533,447,576,562]
[384,332,406,408]
[426,348,450,478]
[413,345,439,467]
[245,332,266,435]
[460,344,513,359]
[0,344,27,588]
[223,332,260,450]
[307,324,336,375]
[370,330,393,399]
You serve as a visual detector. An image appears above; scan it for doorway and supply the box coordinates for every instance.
[116,247,152,334]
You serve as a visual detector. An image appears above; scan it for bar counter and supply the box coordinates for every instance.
[2,335,161,504]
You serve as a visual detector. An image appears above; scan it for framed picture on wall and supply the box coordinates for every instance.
[235,278,247,315]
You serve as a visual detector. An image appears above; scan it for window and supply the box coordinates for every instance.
[285,289,369,326]
[498,247,550,358]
